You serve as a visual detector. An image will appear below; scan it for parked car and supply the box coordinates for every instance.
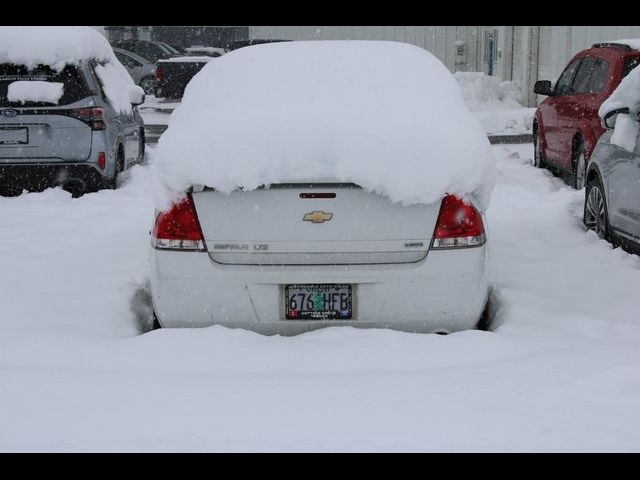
[148,41,495,334]
[533,42,640,189]
[184,46,227,57]
[155,56,213,99]
[0,27,145,196]
[111,40,179,63]
[113,47,157,95]
[583,63,640,253]
[225,39,291,51]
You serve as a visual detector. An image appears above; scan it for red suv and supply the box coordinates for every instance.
[533,42,640,188]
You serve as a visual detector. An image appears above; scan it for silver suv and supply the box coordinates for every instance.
[584,108,640,254]
[0,60,145,196]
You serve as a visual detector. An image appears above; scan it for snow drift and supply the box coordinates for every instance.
[153,41,495,210]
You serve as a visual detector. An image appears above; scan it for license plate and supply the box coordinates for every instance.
[285,284,352,320]
[0,127,28,145]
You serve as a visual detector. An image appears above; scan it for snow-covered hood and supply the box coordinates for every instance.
[153,40,495,210]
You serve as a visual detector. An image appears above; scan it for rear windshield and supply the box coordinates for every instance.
[0,64,92,107]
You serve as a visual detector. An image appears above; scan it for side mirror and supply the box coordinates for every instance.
[534,80,553,96]
[602,107,630,129]
[129,86,145,106]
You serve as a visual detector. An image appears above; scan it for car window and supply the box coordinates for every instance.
[623,56,640,79]
[114,51,130,65]
[572,57,596,94]
[116,42,164,63]
[158,42,181,55]
[555,59,582,96]
[587,58,610,93]
[0,63,92,107]
[115,52,142,68]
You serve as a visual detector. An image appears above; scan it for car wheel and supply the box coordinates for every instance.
[106,147,125,190]
[584,174,612,242]
[475,299,492,331]
[139,128,146,163]
[139,76,156,96]
[152,311,162,330]
[533,127,546,168]
[572,141,587,189]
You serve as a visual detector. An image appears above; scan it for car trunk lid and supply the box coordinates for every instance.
[192,183,441,265]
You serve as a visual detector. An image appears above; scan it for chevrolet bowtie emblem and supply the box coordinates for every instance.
[303,211,333,223]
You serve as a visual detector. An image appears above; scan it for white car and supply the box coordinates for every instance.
[149,41,494,334]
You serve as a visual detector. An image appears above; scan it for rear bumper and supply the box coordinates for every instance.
[0,162,105,194]
[150,245,490,335]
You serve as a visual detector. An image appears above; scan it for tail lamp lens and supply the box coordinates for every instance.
[151,194,205,251]
[69,107,105,130]
[432,194,485,249]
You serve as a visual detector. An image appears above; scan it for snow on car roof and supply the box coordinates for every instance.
[160,56,214,63]
[0,26,115,70]
[609,39,640,49]
[0,26,143,115]
[153,40,495,210]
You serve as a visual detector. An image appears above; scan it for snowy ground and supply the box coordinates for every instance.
[2,144,640,452]
[139,95,178,126]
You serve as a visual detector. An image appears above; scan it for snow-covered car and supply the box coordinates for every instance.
[584,58,640,253]
[0,27,146,196]
[149,41,495,334]
[184,46,226,57]
[113,47,157,95]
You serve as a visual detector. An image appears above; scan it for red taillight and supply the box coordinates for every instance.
[156,66,164,81]
[98,152,106,170]
[151,194,205,251]
[69,107,105,130]
[432,194,485,249]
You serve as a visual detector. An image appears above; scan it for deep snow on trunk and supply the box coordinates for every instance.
[1,145,640,452]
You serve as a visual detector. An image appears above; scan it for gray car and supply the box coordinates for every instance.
[0,60,145,196]
[584,109,640,253]
[113,48,157,95]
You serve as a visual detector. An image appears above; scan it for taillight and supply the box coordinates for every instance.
[431,194,485,249]
[98,152,106,170]
[151,193,205,251]
[69,107,105,130]
[156,66,164,81]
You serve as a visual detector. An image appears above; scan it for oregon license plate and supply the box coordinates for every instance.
[0,127,28,145]
[285,284,352,320]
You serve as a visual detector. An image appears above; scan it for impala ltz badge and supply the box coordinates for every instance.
[303,211,333,223]
[1,109,18,118]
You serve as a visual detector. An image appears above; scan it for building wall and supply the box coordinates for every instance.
[249,26,519,99]
[250,26,640,107]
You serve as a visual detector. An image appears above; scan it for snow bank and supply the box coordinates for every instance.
[455,72,534,135]
[455,72,523,110]
[599,59,640,152]
[7,80,63,104]
[153,41,495,210]
[0,26,142,114]
[0,26,114,71]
